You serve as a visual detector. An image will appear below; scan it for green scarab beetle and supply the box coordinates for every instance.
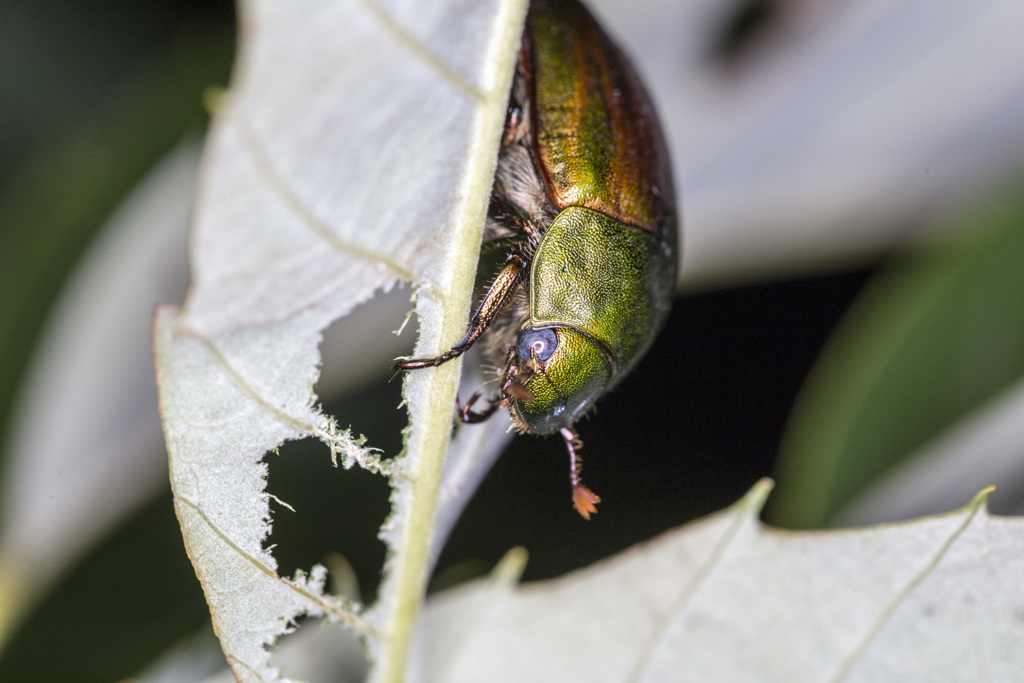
[396,0,678,518]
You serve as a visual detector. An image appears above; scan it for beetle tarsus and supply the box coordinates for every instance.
[561,427,600,519]
[572,483,601,520]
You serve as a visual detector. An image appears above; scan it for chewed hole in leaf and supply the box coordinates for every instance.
[268,376,411,605]
[317,286,417,399]
[271,619,369,682]
[267,440,391,606]
[261,289,419,605]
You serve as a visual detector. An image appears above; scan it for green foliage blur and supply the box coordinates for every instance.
[772,190,1024,527]
[0,1,235,679]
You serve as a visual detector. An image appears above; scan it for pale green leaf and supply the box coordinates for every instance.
[425,481,1024,682]
[151,1,1024,681]
[154,0,527,680]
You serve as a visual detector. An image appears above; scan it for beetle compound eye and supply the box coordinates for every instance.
[516,328,559,362]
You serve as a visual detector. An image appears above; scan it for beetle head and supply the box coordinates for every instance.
[507,325,612,435]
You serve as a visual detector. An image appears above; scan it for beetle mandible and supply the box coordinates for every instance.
[396,0,678,518]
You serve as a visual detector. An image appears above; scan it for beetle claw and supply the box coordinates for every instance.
[455,392,480,420]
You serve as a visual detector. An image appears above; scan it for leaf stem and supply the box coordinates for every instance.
[369,1,528,680]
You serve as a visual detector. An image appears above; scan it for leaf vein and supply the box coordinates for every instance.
[178,495,377,635]
[228,108,420,282]
[627,481,770,682]
[228,654,273,683]
[369,0,529,678]
[357,0,485,103]
[197,337,394,478]
[828,491,990,682]
[199,336,318,436]
[177,495,279,580]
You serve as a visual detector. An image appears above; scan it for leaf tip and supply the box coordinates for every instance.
[736,477,774,517]
[966,485,996,514]
[202,86,229,116]
[492,546,528,586]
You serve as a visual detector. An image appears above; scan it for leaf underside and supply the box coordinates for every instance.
[155,0,527,680]
[425,481,1024,683]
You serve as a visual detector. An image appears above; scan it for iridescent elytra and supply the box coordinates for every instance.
[396,0,678,518]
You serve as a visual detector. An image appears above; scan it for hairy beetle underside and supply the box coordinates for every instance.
[477,64,553,387]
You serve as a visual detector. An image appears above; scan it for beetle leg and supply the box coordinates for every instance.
[502,105,523,148]
[394,254,526,371]
[560,427,601,519]
[456,392,502,423]
[457,346,532,423]
[488,195,539,240]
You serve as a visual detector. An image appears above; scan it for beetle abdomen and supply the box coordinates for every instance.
[526,0,676,238]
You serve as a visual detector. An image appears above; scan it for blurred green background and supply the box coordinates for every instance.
[0,1,235,679]
[2,0,1024,680]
